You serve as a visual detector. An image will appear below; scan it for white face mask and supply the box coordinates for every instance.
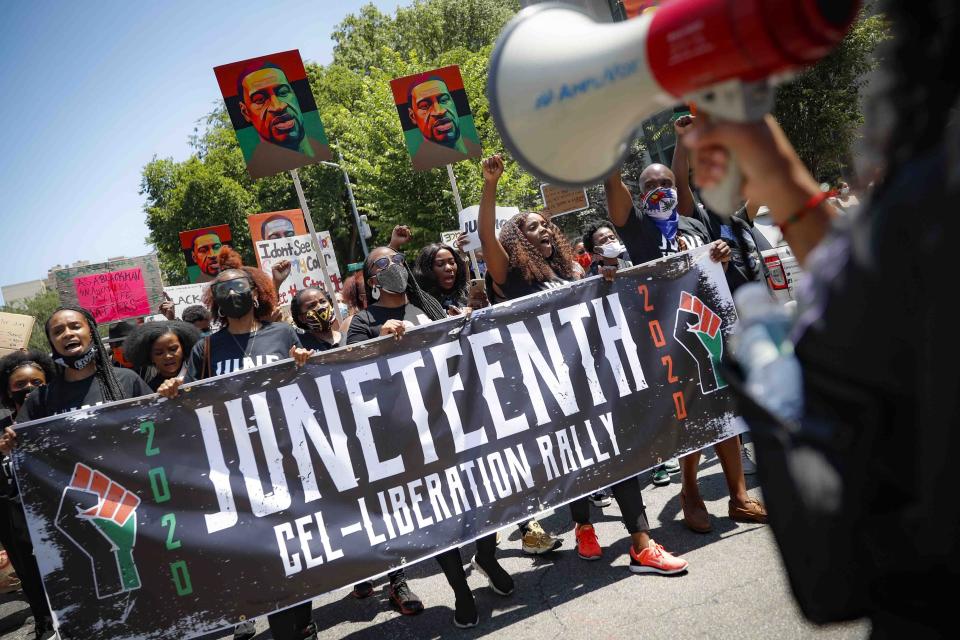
[840,187,850,196]
[600,241,626,259]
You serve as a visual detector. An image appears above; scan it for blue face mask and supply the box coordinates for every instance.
[338,303,349,317]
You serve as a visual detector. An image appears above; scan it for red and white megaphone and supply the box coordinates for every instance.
[488,0,858,214]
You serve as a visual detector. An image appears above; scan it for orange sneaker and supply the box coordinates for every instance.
[575,523,602,560]
[630,540,688,575]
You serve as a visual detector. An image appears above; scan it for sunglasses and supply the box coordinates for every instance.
[213,278,253,297]
[371,254,405,271]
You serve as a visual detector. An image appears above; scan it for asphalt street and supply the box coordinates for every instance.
[0,448,869,640]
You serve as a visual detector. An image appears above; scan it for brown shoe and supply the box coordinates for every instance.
[728,497,768,523]
[680,492,712,533]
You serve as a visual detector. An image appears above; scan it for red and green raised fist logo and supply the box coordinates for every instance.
[56,463,141,599]
[674,291,727,394]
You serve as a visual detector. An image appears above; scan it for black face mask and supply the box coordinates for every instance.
[214,279,255,319]
[54,344,98,370]
[12,385,39,407]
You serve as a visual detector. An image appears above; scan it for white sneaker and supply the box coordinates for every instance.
[741,444,757,475]
[663,457,680,474]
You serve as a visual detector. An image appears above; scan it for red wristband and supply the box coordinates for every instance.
[777,191,833,234]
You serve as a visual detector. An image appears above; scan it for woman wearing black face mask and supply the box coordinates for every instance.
[346,246,513,628]
[0,350,57,637]
[16,306,152,424]
[157,248,312,640]
[290,288,342,351]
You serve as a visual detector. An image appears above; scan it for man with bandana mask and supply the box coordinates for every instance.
[290,287,342,351]
[604,166,768,533]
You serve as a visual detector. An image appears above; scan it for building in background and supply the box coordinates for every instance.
[0,279,48,308]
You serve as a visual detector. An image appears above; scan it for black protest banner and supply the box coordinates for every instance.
[13,247,742,640]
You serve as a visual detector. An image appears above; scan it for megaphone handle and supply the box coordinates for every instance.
[686,79,774,219]
[698,151,743,218]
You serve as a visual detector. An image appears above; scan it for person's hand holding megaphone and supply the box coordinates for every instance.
[682,114,836,266]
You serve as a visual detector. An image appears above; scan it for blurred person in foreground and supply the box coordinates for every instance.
[682,2,959,636]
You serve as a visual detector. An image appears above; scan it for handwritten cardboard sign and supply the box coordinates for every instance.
[256,232,342,305]
[540,184,590,217]
[163,283,208,320]
[54,255,164,324]
[0,311,35,356]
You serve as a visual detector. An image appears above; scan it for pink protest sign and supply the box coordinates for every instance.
[73,268,151,323]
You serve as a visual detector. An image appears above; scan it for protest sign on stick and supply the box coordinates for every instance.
[15,247,739,640]
[178,225,232,284]
[53,256,164,324]
[214,50,332,179]
[540,183,590,217]
[389,65,482,172]
[0,311,35,356]
[247,209,307,248]
[457,204,520,252]
[162,283,208,320]
[256,232,342,305]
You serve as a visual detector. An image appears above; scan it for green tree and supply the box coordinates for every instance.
[774,7,890,182]
[1,289,61,352]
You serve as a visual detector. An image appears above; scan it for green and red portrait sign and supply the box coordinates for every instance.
[390,65,482,171]
[214,50,332,179]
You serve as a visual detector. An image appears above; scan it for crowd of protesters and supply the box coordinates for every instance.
[2,145,787,639]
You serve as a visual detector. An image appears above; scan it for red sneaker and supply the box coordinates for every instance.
[575,523,602,560]
[630,540,688,575]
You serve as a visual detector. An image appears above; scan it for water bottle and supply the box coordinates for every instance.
[732,283,804,421]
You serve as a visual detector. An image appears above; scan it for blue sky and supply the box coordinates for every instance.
[0,0,406,302]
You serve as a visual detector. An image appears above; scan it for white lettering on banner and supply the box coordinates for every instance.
[429,341,488,453]
[591,294,647,397]
[195,405,239,534]
[507,314,579,425]
[343,363,405,483]
[277,378,358,499]
[468,328,530,440]
[557,303,607,406]
[226,394,291,517]
[388,352,439,465]
[191,294,650,536]
[273,511,344,577]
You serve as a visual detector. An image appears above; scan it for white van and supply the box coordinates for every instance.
[753,207,804,304]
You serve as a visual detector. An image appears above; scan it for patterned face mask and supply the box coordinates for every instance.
[642,187,679,241]
[305,305,334,332]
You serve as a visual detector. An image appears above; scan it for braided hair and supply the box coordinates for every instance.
[44,305,125,403]
[362,248,447,322]
[499,212,578,284]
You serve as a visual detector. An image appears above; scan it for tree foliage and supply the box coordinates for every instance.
[774,7,890,182]
[140,0,888,285]
[141,0,535,285]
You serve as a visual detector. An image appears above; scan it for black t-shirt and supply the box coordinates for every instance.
[615,207,710,265]
[17,367,153,422]
[185,321,302,381]
[346,304,430,345]
[486,267,574,304]
[690,204,769,292]
[299,331,343,352]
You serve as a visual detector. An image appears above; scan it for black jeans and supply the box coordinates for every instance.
[569,475,649,534]
[0,499,50,624]
[435,533,497,598]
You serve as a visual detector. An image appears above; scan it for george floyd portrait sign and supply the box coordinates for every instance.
[179,225,233,284]
[14,248,741,640]
[215,50,333,180]
[390,65,483,171]
[247,209,308,248]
